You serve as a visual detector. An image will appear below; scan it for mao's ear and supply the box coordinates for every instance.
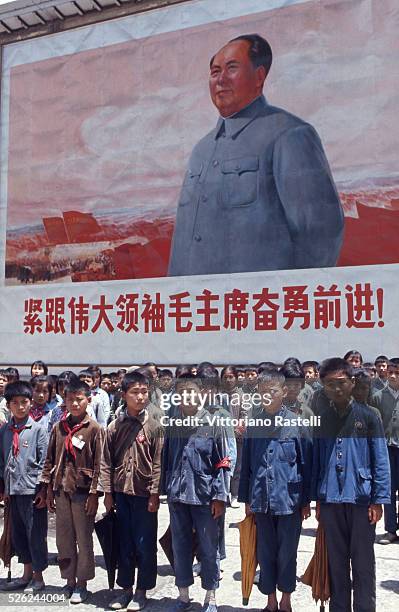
[256,65,267,86]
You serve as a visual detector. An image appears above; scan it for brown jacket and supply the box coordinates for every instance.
[40,414,103,495]
[100,409,163,496]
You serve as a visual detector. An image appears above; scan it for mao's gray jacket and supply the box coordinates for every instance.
[168,95,344,276]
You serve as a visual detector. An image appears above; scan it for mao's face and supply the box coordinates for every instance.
[209,40,264,117]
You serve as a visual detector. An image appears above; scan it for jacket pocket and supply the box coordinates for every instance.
[287,478,303,508]
[221,156,259,208]
[278,439,297,465]
[77,467,94,488]
[179,163,203,206]
[356,467,372,501]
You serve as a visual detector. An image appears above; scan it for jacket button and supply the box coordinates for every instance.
[337,452,342,459]
[269,449,273,453]
[337,438,342,444]
[201,195,208,202]
[194,234,202,242]
[213,160,219,167]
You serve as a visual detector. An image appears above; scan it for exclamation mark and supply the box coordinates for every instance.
[377,288,384,328]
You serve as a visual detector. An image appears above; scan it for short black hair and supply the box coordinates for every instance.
[226,34,272,74]
[30,360,48,375]
[375,355,388,365]
[31,375,53,399]
[5,367,19,382]
[258,368,285,387]
[159,369,173,379]
[57,371,79,394]
[121,371,149,392]
[388,358,399,368]
[319,358,354,379]
[302,360,320,371]
[5,380,32,403]
[65,378,91,398]
[175,365,194,378]
[79,369,95,380]
[343,350,363,364]
[353,367,372,384]
[279,362,305,383]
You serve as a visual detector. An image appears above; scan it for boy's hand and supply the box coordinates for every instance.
[368,503,382,524]
[47,489,56,513]
[211,500,225,519]
[85,493,99,516]
[245,503,253,516]
[148,494,160,513]
[104,492,115,514]
[34,489,47,509]
[315,501,321,522]
[301,504,311,521]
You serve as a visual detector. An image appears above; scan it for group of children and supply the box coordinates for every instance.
[0,352,396,612]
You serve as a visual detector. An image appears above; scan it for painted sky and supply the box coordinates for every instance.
[5,0,399,228]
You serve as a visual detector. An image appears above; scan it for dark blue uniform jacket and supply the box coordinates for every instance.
[311,400,390,505]
[161,408,230,505]
[238,407,312,515]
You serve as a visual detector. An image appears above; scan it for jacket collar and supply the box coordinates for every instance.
[215,94,267,140]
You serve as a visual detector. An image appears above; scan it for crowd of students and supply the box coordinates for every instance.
[0,351,396,612]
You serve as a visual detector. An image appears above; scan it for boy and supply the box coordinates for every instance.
[101,372,163,611]
[30,375,53,432]
[312,358,390,611]
[238,369,312,612]
[162,376,231,612]
[38,379,102,603]
[372,358,399,544]
[279,362,314,419]
[301,360,322,390]
[373,354,389,392]
[0,381,48,593]
[79,369,107,427]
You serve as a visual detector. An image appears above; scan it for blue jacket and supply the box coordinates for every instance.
[311,400,390,505]
[238,407,312,515]
[0,416,48,495]
[161,408,231,505]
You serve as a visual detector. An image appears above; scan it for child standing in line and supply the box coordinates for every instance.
[0,381,48,593]
[101,372,163,611]
[38,379,103,604]
[162,376,231,612]
[238,369,312,612]
[30,375,53,433]
[313,358,390,611]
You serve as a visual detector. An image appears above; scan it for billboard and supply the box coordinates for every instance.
[0,0,398,363]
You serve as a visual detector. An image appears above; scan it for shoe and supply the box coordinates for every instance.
[192,562,201,576]
[378,532,398,544]
[0,577,31,591]
[70,586,89,604]
[127,591,147,611]
[170,600,192,612]
[62,583,75,598]
[202,604,217,612]
[24,579,45,593]
[230,497,240,508]
[110,590,133,610]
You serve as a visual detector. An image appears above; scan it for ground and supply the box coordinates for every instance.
[0,501,398,611]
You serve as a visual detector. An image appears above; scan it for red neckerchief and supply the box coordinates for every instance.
[8,421,28,457]
[30,405,46,421]
[61,415,85,460]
